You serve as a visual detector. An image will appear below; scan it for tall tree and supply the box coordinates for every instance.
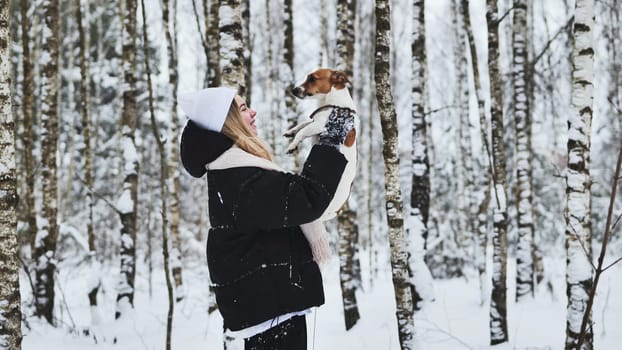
[337,205,361,330]
[409,0,430,247]
[319,0,332,66]
[461,0,492,306]
[141,0,175,347]
[335,0,361,330]
[565,0,594,348]
[263,0,277,154]
[361,2,378,285]
[58,5,78,221]
[374,0,415,348]
[76,0,101,321]
[34,0,60,325]
[408,0,434,311]
[282,0,299,169]
[161,0,184,301]
[219,0,245,94]
[20,0,36,253]
[0,0,23,346]
[336,0,356,79]
[603,0,620,137]
[486,0,509,344]
[454,0,475,260]
[512,0,536,301]
[115,0,139,320]
[204,0,220,87]
[241,0,251,104]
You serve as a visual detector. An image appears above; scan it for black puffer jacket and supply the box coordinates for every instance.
[180,120,347,331]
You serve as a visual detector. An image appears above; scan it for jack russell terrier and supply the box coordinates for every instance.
[285,68,359,222]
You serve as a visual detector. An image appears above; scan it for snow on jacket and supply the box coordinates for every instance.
[179,120,347,331]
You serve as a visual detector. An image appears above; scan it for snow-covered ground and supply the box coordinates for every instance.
[20,250,622,350]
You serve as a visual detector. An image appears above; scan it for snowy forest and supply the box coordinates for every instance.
[0,0,621,349]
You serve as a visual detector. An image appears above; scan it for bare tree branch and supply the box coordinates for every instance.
[531,16,574,67]
[423,105,458,116]
[576,102,622,348]
[16,255,37,306]
[609,96,622,115]
[419,318,475,350]
[76,176,122,215]
[191,0,209,62]
[609,211,622,233]
[568,220,597,271]
[496,5,515,25]
[54,272,77,330]
[602,256,622,273]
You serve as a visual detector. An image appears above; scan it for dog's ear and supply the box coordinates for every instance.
[330,70,349,89]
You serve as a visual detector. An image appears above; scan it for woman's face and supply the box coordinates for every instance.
[235,95,257,135]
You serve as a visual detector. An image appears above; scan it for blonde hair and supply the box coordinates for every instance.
[221,100,273,161]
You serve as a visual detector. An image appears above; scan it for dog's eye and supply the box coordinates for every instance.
[308,75,316,83]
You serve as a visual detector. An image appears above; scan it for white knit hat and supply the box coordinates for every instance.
[178,87,237,132]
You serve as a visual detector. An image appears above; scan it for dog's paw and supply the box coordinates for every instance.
[283,131,295,139]
[286,143,299,154]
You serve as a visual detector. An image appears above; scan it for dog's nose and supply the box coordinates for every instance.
[291,86,303,99]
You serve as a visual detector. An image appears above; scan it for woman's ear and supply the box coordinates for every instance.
[330,70,349,89]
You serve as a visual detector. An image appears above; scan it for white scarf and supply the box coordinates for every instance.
[207,147,332,265]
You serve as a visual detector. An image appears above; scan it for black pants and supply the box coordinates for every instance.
[244,315,307,350]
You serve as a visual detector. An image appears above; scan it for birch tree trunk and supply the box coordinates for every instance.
[374,1,415,348]
[454,0,475,259]
[76,0,101,322]
[58,8,77,221]
[565,0,594,348]
[461,0,491,306]
[512,0,536,302]
[336,0,355,78]
[115,0,139,320]
[141,1,175,347]
[205,0,220,87]
[283,0,299,170]
[319,0,331,66]
[264,0,277,154]
[365,5,377,285]
[526,1,542,288]
[241,0,251,104]
[20,0,37,253]
[337,205,361,330]
[219,0,245,94]
[603,0,620,139]
[486,0,509,344]
[408,0,433,311]
[34,0,60,325]
[161,0,184,302]
[0,2,23,346]
[335,0,361,330]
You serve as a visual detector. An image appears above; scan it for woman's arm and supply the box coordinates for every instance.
[233,144,347,232]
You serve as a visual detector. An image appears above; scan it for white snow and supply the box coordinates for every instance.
[34,227,49,249]
[59,223,90,253]
[116,189,134,215]
[120,136,139,176]
[19,255,622,349]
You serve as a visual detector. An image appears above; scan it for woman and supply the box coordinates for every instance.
[179,87,354,349]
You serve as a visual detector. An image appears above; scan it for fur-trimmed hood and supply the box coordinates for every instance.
[207,146,286,172]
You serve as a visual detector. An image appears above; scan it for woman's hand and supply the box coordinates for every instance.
[318,107,355,148]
